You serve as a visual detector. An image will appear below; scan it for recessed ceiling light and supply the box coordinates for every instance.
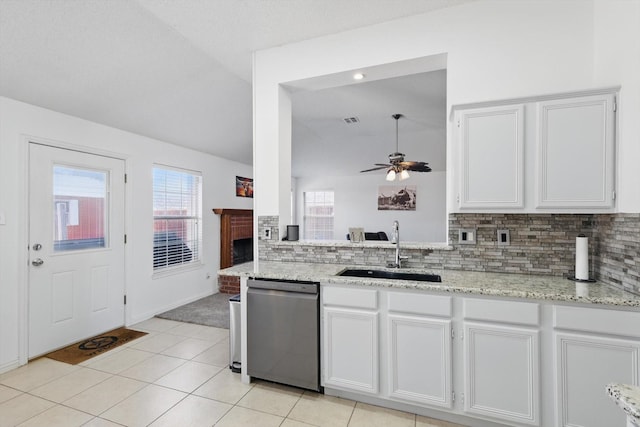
[353,73,365,80]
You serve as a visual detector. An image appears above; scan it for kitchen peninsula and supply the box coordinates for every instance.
[222,259,640,427]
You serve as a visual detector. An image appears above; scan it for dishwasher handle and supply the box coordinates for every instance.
[248,278,319,294]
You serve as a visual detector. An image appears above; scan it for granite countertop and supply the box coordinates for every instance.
[220,261,640,307]
[606,384,640,425]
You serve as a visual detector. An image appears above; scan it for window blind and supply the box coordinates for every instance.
[152,166,202,270]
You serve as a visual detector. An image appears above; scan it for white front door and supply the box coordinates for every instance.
[28,143,126,358]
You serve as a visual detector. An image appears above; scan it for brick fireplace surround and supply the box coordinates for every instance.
[213,208,252,294]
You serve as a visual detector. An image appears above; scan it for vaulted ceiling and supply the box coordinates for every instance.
[0,0,472,167]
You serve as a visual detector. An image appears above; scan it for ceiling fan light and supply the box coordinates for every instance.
[399,169,410,181]
[386,169,396,181]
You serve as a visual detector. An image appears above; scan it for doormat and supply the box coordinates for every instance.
[44,327,147,365]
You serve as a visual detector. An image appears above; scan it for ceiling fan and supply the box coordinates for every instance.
[360,113,432,181]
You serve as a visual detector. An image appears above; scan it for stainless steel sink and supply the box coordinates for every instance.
[337,268,442,282]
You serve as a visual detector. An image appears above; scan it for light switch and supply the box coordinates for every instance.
[0,211,6,225]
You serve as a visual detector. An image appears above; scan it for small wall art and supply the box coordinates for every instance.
[236,176,253,198]
[378,185,416,211]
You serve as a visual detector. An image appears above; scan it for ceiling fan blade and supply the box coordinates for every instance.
[374,163,392,167]
[400,161,432,172]
[360,165,389,173]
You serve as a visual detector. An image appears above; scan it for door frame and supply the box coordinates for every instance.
[18,135,130,364]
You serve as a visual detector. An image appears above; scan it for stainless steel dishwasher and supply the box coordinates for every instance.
[247,278,321,392]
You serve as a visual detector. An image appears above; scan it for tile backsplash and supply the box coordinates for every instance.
[447,213,595,276]
[595,214,640,295]
[258,213,640,295]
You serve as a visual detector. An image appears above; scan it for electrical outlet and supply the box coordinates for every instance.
[458,228,477,245]
[497,229,510,246]
[263,227,272,240]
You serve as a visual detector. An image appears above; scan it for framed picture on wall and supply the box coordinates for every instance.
[236,176,253,198]
[378,185,416,211]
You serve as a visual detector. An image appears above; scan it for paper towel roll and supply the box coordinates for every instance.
[575,235,589,280]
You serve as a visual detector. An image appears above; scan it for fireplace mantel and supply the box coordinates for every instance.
[213,208,253,216]
[213,208,253,269]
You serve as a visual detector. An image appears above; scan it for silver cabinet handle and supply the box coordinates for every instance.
[32,258,44,266]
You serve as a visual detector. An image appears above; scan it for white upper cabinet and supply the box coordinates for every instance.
[452,88,618,213]
[536,93,616,208]
[458,104,525,209]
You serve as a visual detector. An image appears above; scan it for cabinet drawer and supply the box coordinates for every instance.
[554,305,640,338]
[388,292,451,317]
[464,298,539,326]
[323,286,378,309]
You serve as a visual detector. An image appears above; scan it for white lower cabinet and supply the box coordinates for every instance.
[321,284,640,427]
[323,307,379,393]
[554,306,640,427]
[388,314,452,408]
[464,322,540,426]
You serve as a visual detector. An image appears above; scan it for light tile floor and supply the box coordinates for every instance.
[0,318,466,427]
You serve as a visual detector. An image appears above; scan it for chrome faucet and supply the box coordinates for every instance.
[387,220,407,268]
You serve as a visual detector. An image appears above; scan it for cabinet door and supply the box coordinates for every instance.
[323,307,378,394]
[537,94,615,208]
[458,104,525,209]
[388,314,452,408]
[464,322,540,426]
[555,332,639,427]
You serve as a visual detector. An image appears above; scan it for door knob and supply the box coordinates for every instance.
[32,258,44,266]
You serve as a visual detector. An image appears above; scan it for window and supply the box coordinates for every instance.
[153,166,202,270]
[303,191,334,240]
[53,165,108,251]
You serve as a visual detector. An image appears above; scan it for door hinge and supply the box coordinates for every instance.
[452,391,455,402]
[461,392,465,405]
[124,295,127,305]
[124,173,128,183]
[451,329,455,339]
[612,190,616,201]
[124,234,127,244]
[457,119,461,128]
[613,97,617,112]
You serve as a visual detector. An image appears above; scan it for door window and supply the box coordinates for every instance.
[53,165,108,251]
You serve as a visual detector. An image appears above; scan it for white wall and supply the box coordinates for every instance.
[0,96,252,372]
[295,173,446,242]
[253,0,640,238]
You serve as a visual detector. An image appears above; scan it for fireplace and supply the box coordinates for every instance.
[233,238,253,265]
[213,208,253,294]
[213,208,253,269]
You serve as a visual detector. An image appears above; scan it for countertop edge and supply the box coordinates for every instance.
[606,383,640,423]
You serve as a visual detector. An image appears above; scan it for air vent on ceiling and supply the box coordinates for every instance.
[342,117,360,124]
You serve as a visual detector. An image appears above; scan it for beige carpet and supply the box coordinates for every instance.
[156,293,232,328]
